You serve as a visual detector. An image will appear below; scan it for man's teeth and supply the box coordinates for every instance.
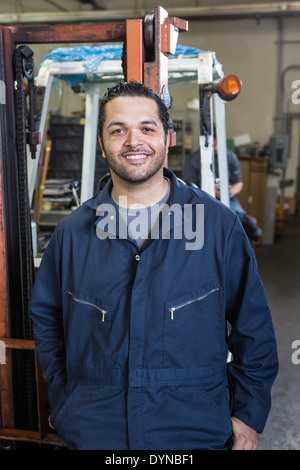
[125,154,148,160]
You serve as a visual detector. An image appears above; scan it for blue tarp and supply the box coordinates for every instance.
[39,44,203,86]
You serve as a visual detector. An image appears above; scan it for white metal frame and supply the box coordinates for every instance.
[31,51,230,206]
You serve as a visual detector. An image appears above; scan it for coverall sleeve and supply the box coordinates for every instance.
[29,229,66,409]
[225,217,278,433]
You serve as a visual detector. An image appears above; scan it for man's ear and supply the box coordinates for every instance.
[166,132,171,154]
[98,136,106,158]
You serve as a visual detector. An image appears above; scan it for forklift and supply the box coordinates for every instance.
[0,5,240,448]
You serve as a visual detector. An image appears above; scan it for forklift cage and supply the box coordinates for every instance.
[0,5,238,447]
[0,6,187,447]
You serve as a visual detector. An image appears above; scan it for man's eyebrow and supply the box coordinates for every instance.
[107,121,125,129]
[140,120,158,126]
[107,119,159,129]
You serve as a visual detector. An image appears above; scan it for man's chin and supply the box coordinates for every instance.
[111,166,164,185]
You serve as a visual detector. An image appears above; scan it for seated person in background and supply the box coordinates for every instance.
[182,137,262,242]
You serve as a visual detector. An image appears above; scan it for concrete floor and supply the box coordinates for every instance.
[255,215,300,450]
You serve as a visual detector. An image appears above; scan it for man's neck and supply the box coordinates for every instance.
[111,170,169,208]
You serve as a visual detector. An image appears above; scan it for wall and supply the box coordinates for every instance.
[174,17,277,145]
[171,15,300,199]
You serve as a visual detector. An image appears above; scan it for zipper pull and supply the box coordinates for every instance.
[169,308,175,320]
[101,310,107,322]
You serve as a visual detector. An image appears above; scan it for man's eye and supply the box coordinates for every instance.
[143,127,154,133]
[111,128,123,135]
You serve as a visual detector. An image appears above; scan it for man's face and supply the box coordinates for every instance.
[100,96,169,184]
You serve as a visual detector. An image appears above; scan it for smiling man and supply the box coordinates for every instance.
[101,98,167,180]
[29,81,278,451]
[97,82,170,208]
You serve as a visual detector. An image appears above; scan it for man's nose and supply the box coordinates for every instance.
[125,129,141,147]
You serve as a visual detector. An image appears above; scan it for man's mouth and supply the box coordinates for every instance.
[124,154,149,160]
[121,151,153,162]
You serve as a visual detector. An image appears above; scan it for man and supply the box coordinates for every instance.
[183,139,263,241]
[29,81,278,450]
[183,137,243,202]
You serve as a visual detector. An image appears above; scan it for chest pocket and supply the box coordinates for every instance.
[163,285,224,368]
[63,289,111,370]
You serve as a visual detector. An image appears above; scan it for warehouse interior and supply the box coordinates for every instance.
[0,0,300,451]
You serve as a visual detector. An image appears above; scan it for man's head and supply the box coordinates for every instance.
[98,81,171,186]
[98,81,170,143]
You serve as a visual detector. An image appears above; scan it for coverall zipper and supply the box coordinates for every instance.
[68,291,107,322]
[169,288,220,320]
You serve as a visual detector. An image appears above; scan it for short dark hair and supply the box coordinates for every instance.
[98,80,170,142]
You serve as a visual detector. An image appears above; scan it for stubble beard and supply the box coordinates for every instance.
[103,145,168,185]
